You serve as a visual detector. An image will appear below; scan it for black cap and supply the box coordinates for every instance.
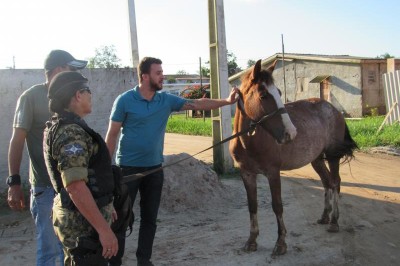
[44,50,87,71]
[48,71,89,100]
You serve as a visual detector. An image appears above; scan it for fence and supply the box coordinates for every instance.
[379,70,400,131]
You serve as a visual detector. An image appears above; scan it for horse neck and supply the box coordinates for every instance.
[233,107,253,134]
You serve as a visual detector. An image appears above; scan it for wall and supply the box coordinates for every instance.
[272,60,363,117]
[0,68,138,190]
[361,61,400,116]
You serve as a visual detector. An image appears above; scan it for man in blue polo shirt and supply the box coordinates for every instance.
[105,57,238,266]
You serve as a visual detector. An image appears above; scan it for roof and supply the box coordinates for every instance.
[228,53,383,82]
[309,75,331,83]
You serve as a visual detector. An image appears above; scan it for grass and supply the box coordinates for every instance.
[346,116,400,149]
[167,114,400,149]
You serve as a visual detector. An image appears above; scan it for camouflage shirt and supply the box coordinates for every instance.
[51,123,98,188]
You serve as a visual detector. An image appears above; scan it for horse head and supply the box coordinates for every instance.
[239,60,297,144]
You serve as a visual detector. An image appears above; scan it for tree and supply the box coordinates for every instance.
[200,66,210,78]
[87,45,121,68]
[227,50,242,76]
[247,59,256,68]
[176,70,188,75]
[376,53,395,59]
[199,50,242,78]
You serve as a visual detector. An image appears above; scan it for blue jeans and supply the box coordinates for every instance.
[109,165,164,266]
[30,186,64,266]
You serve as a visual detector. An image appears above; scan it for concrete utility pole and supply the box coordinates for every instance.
[127,0,139,67]
[208,0,233,174]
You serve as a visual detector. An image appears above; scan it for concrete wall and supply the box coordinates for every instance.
[0,68,138,190]
[272,60,363,117]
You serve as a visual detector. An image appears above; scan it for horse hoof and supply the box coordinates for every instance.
[271,242,287,257]
[243,241,257,252]
[327,224,339,233]
[317,217,330,224]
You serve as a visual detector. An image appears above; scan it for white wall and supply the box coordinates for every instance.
[0,68,138,190]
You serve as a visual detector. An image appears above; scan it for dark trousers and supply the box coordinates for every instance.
[109,164,164,265]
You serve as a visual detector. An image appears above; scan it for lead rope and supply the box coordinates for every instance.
[121,96,284,183]
[120,124,254,184]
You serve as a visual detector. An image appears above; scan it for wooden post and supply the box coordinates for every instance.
[377,101,398,134]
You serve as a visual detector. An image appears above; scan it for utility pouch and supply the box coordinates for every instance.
[71,236,107,266]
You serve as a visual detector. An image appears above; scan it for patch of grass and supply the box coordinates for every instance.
[167,114,400,149]
[167,114,212,136]
[346,116,400,149]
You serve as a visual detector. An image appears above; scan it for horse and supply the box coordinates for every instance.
[229,59,358,257]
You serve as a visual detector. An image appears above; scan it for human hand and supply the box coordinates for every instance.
[111,207,118,223]
[7,185,26,211]
[227,86,240,104]
[99,229,118,259]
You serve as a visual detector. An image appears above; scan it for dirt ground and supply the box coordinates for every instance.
[1,133,399,266]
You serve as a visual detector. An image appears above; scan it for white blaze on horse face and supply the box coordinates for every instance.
[265,83,298,141]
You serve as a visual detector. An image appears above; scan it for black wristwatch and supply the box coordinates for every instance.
[6,174,21,187]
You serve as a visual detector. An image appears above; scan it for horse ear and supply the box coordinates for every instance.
[251,59,262,83]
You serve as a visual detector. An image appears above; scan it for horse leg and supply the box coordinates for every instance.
[327,159,341,232]
[267,170,287,257]
[241,170,259,252]
[311,157,332,225]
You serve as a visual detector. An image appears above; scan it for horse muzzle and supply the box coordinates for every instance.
[276,127,297,144]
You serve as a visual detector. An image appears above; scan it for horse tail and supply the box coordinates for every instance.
[325,124,358,163]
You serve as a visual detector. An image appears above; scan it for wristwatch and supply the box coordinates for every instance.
[6,174,21,186]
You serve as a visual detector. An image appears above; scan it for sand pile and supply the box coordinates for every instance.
[160,153,229,212]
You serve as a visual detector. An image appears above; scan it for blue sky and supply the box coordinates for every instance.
[0,0,399,74]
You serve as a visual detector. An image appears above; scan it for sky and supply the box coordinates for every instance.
[0,0,399,74]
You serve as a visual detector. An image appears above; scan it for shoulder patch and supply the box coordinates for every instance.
[64,143,85,156]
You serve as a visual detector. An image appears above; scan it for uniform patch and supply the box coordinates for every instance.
[64,143,85,156]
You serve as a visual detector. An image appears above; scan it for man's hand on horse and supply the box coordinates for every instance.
[227,86,240,104]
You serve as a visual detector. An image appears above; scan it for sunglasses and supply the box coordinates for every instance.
[79,88,91,94]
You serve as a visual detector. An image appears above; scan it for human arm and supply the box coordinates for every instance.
[53,124,118,258]
[105,120,122,158]
[7,128,27,210]
[66,180,118,258]
[180,86,239,111]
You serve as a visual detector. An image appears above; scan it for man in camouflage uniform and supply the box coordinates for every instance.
[43,71,118,265]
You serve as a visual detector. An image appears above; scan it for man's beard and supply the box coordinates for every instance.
[150,79,162,91]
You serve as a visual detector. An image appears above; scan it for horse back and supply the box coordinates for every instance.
[280,98,354,169]
[230,98,356,171]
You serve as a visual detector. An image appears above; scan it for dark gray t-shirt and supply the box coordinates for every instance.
[13,83,52,187]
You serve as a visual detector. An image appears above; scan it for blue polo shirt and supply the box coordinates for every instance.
[110,86,186,167]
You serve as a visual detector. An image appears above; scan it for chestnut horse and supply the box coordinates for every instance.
[229,60,357,257]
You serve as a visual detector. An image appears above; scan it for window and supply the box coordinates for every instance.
[368,71,376,83]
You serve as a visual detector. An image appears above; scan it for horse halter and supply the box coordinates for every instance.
[238,89,288,135]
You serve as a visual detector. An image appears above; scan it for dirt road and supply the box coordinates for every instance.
[1,133,399,265]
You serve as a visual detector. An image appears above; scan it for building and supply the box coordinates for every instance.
[163,74,210,96]
[229,53,400,117]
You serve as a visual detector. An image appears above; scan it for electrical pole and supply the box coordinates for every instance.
[127,0,139,68]
[281,34,287,103]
